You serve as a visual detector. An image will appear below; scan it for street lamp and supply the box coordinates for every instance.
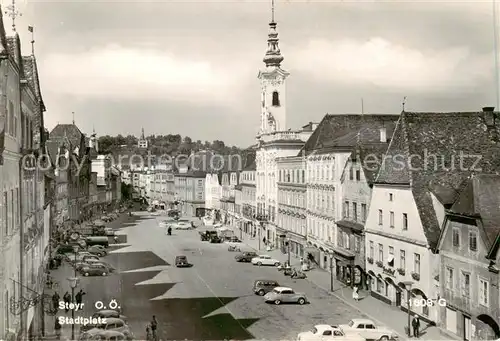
[329,253,334,291]
[402,280,414,337]
[67,277,79,340]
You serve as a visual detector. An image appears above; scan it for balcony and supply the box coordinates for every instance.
[258,130,309,143]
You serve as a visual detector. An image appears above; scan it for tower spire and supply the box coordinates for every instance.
[4,0,21,32]
[72,111,75,125]
[28,25,34,55]
[263,0,283,68]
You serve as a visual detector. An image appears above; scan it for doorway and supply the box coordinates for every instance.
[395,290,402,306]
[464,315,471,341]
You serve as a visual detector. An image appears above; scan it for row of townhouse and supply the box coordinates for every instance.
[206,108,500,341]
[0,10,104,341]
[207,5,500,339]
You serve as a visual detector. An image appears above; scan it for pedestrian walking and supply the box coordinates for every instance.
[114,235,119,243]
[63,292,71,312]
[146,323,152,340]
[352,286,359,301]
[52,292,60,311]
[412,315,420,338]
[75,289,86,305]
[150,315,158,341]
[299,257,304,265]
[54,317,62,339]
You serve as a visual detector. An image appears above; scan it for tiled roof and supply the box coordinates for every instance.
[428,180,459,206]
[356,143,391,185]
[49,124,84,149]
[299,114,399,156]
[375,111,500,250]
[5,36,16,59]
[0,9,8,55]
[450,174,500,247]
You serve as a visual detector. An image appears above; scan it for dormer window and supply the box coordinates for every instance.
[272,91,280,107]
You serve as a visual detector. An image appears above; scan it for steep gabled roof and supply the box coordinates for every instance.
[375,111,500,250]
[50,124,84,150]
[299,114,399,156]
[0,7,8,55]
[449,174,500,247]
[22,55,45,110]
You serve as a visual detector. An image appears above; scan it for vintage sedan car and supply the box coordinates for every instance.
[68,252,100,263]
[80,263,111,276]
[76,259,115,272]
[263,286,307,305]
[297,325,366,341]
[87,245,107,257]
[92,309,127,322]
[235,251,258,262]
[339,319,398,341]
[104,227,115,236]
[175,255,191,267]
[253,279,280,296]
[79,329,127,341]
[251,255,281,266]
[101,215,113,222]
[81,318,132,339]
[173,221,192,230]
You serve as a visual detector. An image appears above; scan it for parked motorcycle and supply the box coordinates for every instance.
[291,271,307,279]
[228,245,241,252]
[277,263,291,271]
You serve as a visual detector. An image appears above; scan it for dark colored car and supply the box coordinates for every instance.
[253,279,280,296]
[200,230,217,241]
[210,236,223,243]
[86,236,109,247]
[175,255,190,267]
[235,251,258,262]
[80,263,111,276]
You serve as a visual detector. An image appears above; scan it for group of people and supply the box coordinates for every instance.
[51,289,86,339]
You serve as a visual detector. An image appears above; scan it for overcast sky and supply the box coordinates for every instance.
[8,0,497,146]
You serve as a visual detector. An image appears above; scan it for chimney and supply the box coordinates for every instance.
[380,127,387,143]
[483,107,495,112]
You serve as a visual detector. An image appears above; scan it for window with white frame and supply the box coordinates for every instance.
[461,272,470,297]
[413,253,420,275]
[452,228,460,247]
[378,209,383,225]
[369,241,374,258]
[353,202,357,221]
[390,211,394,227]
[378,244,383,262]
[400,250,405,269]
[469,231,477,251]
[479,278,489,306]
[402,213,408,230]
[361,204,367,222]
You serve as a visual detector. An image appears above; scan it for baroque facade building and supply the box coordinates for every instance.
[240,160,256,236]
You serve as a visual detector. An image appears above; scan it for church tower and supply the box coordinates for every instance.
[257,0,290,136]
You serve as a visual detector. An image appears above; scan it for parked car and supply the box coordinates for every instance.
[297,325,366,341]
[87,245,107,257]
[57,243,85,254]
[253,279,280,296]
[69,253,100,263]
[235,252,258,262]
[263,286,307,305]
[79,263,111,276]
[173,221,191,230]
[79,329,127,341]
[210,236,223,243]
[76,259,115,272]
[229,236,241,243]
[104,227,115,236]
[92,309,127,322]
[80,318,132,339]
[339,319,398,341]
[251,255,281,266]
[101,215,112,222]
[175,255,191,267]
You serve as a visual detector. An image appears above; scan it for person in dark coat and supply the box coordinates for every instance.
[52,292,60,311]
[54,317,62,339]
[75,289,86,305]
[412,315,420,338]
[63,292,71,312]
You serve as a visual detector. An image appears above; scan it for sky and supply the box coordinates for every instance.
[6,0,498,146]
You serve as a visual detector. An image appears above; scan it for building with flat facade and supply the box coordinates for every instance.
[437,174,500,340]
[276,156,307,256]
[240,160,257,236]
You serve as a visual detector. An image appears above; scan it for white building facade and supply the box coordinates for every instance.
[276,156,307,257]
[254,12,313,248]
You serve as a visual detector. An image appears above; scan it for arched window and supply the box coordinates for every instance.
[272,91,280,107]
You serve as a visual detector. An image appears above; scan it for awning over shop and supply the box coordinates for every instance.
[333,247,356,261]
[336,219,364,232]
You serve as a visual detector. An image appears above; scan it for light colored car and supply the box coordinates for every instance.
[87,246,107,257]
[297,325,366,341]
[339,319,398,341]
[79,329,127,340]
[263,286,307,305]
[173,221,192,230]
[104,227,115,236]
[159,219,175,228]
[92,309,127,322]
[251,255,281,266]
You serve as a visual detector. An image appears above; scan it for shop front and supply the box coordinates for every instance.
[288,232,306,258]
[332,247,356,288]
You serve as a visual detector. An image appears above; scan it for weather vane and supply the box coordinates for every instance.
[4,0,22,32]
